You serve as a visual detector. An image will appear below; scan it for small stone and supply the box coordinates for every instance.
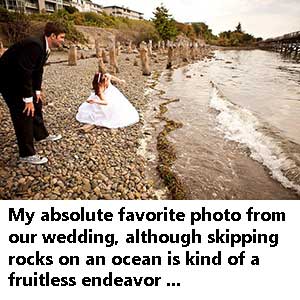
[18,178,26,185]
[82,179,91,192]
[127,192,135,200]
[94,187,101,197]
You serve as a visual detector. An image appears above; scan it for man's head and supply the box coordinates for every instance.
[44,22,66,49]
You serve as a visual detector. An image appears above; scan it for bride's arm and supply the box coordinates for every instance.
[109,74,126,84]
[98,91,108,105]
[86,92,108,105]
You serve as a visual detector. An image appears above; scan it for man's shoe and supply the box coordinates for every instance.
[39,134,62,142]
[20,155,48,165]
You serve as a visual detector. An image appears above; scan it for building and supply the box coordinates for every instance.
[70,0,102,13]
[103,5,143,20]
[0,0,102,14]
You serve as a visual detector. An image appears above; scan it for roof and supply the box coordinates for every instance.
[103,5,144,15]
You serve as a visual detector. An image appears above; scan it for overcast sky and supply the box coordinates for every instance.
[96,0,300,39]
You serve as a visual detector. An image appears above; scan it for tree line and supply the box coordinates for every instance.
[152,5,262,46]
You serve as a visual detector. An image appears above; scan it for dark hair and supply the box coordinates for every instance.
[92,73,105,97]
[44,22,67,37]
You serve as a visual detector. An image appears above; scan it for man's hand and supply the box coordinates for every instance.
[36,91,45,104]
[23,102,35,117]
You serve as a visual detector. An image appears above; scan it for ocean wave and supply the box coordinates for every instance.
[209,83,300,195]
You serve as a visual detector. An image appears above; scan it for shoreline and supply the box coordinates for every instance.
[151,52,299,200]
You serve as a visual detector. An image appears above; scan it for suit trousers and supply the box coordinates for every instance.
[1,92,49,157]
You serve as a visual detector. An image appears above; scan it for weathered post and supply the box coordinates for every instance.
[148,40,153,57]
[109,45,119,73]
[182,42,189,62]
[161,40,165,53]
[68,44,77,66]
[116,41,121,56]
[102,49,109,63]
[128,41,133,54]
[98,58,107,74]
[166,46,173,69]
[95,39,102,58]
[190,44,196,60]
[139,43,151,76]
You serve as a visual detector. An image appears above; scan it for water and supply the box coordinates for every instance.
[149,50,300,199]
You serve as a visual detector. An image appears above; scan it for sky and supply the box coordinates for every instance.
[96,0,300,39]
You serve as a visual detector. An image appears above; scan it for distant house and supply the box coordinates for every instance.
[69,0,103,13]
[0,0,103,14]
[103,5,143,20]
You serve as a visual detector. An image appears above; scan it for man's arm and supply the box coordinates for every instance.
[17,42,43,101]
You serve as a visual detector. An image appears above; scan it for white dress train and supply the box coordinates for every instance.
[76,79,139,129]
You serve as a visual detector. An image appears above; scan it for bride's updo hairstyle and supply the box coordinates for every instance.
[92,72,105,97]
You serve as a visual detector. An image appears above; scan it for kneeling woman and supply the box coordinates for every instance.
[76,73,139,128]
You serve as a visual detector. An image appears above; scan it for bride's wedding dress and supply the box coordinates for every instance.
[76,79,139,129]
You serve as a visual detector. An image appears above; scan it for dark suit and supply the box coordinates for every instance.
[0,35,49,157]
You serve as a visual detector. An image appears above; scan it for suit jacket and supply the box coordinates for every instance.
[0,35,47,101]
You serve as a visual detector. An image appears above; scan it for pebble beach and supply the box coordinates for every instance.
[0,50,168,200]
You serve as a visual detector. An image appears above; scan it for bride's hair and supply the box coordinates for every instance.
[92,72,105,97]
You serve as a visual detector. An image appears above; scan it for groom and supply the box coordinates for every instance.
[0,22,66,164]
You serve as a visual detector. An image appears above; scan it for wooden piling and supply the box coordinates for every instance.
[98,58,107,74]
[139,45,151,76]
[166,46,173,69]
[68,45,77,66]
[109,45,119,73]
[102,49,109,63]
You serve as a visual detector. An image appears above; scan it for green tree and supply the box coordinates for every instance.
[152,4,178,40]
[191,22,216,42]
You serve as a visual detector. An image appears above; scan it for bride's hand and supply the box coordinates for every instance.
[86,99,97,104]
[119,79,126,84]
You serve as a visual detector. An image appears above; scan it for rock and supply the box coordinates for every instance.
[103,194,112,200]
[94,187,101,197]
[18,178,26,185]
[127,192,135,200]
[82,179,91,192]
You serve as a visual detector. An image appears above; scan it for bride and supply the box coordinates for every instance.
[76,72,139,128]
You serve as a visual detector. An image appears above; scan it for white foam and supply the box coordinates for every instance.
[209,85,300,194]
